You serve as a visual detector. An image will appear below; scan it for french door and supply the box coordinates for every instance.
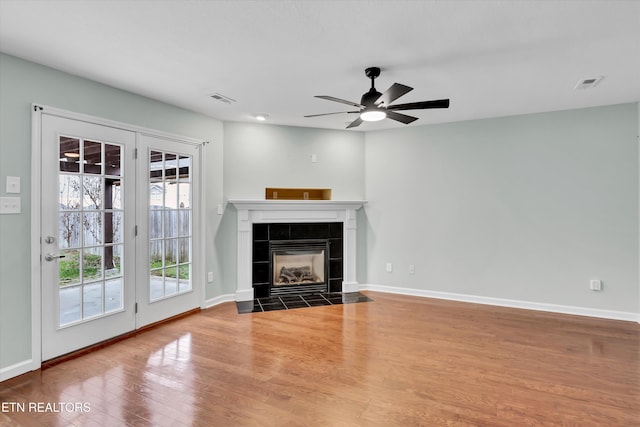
[135,133,201,327]
[39,112,201,360]
[41,115,136,360]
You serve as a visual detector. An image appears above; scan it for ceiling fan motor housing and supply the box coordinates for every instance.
[362,67,383,106]
[361,88,382,107]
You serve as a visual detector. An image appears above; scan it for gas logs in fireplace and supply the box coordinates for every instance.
[270,240,328,295]
[276,266,318,284]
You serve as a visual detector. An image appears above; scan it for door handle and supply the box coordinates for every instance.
[44,253,66,262]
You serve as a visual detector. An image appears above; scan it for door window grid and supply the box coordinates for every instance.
[58,136,124,326]
[149,150,192,301]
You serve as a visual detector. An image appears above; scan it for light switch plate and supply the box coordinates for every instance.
[0,197,21,214]
[6,176,20,194]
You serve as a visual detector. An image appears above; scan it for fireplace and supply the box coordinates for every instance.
[229,199,366,301]
[270,240,329,295]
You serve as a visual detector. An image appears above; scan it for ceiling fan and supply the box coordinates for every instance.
[305,67,450,129]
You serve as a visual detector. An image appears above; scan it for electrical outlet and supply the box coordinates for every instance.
[386,263,393,273]
[590,279,602,291]
[409,265,415,275]
[207,272,214,282]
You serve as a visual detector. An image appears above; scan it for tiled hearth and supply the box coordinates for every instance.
[236,291,373,313]
[229,200,367,301]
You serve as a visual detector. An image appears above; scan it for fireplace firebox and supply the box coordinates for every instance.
[270,240,329,295]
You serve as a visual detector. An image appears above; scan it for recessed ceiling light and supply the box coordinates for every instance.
[574,76,604,90]
[254,114,268,121]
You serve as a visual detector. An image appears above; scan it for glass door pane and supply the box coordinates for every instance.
[148,150,192,301]
[58,135,124,326]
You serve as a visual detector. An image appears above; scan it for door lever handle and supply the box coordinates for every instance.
[44,253,66,262]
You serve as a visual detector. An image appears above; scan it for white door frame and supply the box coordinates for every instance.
[30,104,206,371]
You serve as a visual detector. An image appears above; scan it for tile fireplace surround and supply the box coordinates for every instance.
[229,200,367,301]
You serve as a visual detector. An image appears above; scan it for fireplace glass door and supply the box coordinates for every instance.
[270,240,329,296]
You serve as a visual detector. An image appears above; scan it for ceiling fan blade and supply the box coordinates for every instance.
[387,99,450,111]
[386,111,419,124]
[375,83,413,106]
[315,95,363,108]
[304,111,359,118]
[346,117,363,129]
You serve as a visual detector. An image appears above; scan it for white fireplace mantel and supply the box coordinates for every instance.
[229,199,367,301]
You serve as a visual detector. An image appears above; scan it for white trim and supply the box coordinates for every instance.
[228,199,366,212]
[30,105,43,374]
[32,104,206,146]
[235,288,255,302]
[361,284,640,323]
[0,359,35,382]
[342,281,360,293]
[198,144,206,310]
[203,293,236,309]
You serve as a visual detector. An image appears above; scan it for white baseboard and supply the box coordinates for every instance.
[361,284,640,323]
[0,359,36,382]
[203,293,236,309]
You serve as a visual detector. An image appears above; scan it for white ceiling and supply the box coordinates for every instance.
[1,0,639,131]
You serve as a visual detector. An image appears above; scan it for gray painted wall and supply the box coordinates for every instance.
[221,121,366,295]
[0,53,225,370]
[365,103,639,312]
[223,122,365,200]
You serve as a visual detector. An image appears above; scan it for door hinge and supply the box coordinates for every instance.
[135,303,138,314]
[134,225,138,236]
[134,148,138,159]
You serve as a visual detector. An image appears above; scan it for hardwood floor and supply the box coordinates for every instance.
[1,291,638,426]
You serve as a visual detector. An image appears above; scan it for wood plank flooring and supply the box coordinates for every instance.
[1,291,638,426]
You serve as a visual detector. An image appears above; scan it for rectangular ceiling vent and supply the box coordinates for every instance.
[574,76,604,90]
[210,93,237,104]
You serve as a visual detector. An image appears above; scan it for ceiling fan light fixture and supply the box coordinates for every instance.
[360,109,386,122]
[307,67,449,129]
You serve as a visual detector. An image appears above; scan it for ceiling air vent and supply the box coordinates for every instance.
[574,76,604,90]
[210,93,237,104]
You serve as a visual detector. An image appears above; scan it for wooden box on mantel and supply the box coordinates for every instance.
[265,187,332,200]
